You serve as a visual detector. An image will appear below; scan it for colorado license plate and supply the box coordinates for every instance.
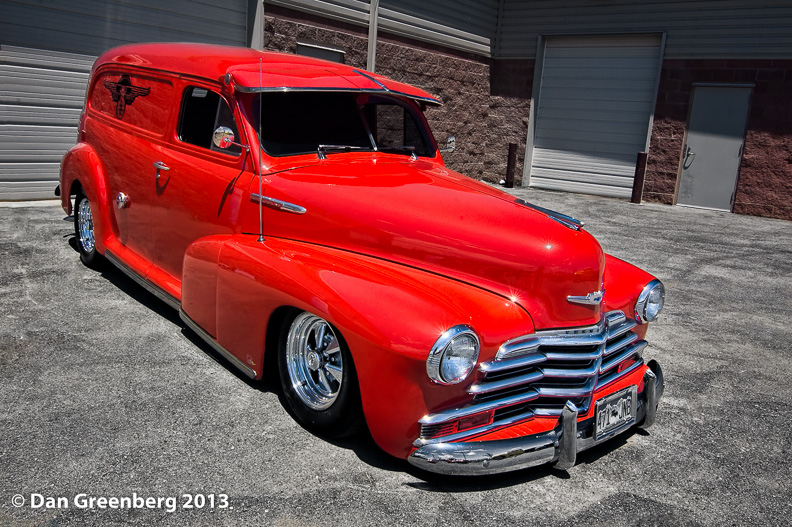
[594,385,637,441]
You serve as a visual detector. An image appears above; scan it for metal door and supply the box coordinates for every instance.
[677,86,752,210]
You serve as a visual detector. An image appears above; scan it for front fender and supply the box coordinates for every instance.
[59,143,114,254]
[603,254,657,338]
[183,234,536,458]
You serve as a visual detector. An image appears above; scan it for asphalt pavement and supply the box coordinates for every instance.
[1,188,790,526]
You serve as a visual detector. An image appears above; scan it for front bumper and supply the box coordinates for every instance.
[408,361,663,475]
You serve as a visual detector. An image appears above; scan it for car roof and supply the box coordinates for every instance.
[94,43,441,105]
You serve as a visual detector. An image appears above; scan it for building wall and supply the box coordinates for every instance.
[497,0,792,59]
[645,59,792,221]
[263,4,531,184]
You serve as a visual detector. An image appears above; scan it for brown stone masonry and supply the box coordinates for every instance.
[262,6,533,185]
[645,59,792,221]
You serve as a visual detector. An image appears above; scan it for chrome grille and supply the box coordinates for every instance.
[416,311,646,445]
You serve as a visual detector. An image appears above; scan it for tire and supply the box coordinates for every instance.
[278,311,364,437]
[73,191,104,269]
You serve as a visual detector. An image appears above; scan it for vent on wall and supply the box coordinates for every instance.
[296,42,345,63]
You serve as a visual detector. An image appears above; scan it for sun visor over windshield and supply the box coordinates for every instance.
[229,64,441,106]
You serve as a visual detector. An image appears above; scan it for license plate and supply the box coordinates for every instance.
[594,385,637,441]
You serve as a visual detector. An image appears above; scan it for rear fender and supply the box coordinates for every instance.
[60,143,114,254]
[192,235,535,458]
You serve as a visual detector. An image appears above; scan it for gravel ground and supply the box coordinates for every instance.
[1,188,790,526]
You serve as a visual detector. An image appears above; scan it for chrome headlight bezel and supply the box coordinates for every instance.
[635,279,665,323]
[426,325,480,385]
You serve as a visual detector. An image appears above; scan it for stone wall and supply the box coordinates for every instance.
[261,6,532,185]
[645,59,792,221]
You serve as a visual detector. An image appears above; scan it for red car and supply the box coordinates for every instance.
[58,43,665,475]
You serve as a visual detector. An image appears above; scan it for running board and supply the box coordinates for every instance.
[180,309,258,380]
[105,250,180,310]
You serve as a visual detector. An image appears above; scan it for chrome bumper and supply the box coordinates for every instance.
[408,361,663,476]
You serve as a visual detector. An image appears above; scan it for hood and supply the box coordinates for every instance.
[245,156,605,329]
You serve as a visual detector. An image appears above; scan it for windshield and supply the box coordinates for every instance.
[255,92,435,158]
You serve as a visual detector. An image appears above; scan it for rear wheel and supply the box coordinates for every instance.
[278,311,363,437]
[73,191,104,269]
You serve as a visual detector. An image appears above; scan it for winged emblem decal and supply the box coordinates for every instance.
[567,289,604,306]
[104,74,150,119]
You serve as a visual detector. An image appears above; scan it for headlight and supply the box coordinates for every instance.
[635,279,665,323]
[427,325,480,384]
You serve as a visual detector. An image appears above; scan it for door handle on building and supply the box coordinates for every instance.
[683,145,695,169]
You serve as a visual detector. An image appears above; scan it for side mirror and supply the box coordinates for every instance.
[439,134,456,154]
[212,126,236,149]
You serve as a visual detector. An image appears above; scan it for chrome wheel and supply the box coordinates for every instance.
[77,197,95,254]
[285,313,344,411]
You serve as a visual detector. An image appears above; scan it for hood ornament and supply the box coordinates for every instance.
[567,290,604,306]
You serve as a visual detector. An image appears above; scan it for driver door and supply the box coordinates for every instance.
[151,82,254,285]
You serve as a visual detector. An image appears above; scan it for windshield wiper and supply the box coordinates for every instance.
[317,144,369,159]
[379,145,417,160]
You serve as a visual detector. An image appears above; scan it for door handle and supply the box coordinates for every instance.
[682,145,695,169]
[153,161,170,180]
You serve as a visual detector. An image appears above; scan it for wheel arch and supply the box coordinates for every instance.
[200,235,536,458]
[59,143,114,254]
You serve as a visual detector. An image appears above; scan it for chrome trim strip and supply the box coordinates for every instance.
[479,352,545,373]
[535,376,597,398]
[250,193,307,215]
[235,85,442,105]
[352,69,389,90]
[604,331,639,356]
[418,389,539,426]
[468,371,543,395]
[514,198,584,230]
[608,318,637,340]
[105,251,180,310]
[541,362,600,378]
[601,341,646,373]
[180,309,257,380]
[595,359,645,392]
[415,408,536,447]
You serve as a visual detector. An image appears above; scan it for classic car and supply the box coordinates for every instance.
[58,43,665,475]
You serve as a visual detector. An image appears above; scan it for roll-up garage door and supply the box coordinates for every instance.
[528,35,662,198]
[0,0,248,200]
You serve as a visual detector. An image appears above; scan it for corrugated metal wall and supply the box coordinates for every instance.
[0,0,248,200]
[378,0,497,56]
[267,0,497,56]
[497,0,792,58]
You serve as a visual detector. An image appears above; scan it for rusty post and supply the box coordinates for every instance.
[505,143,517,189]
[631,152,648,204]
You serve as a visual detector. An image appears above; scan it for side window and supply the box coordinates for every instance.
[178,87,241,155]
[367,103,430,157]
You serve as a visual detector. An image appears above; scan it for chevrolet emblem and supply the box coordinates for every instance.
[567,290,604,306]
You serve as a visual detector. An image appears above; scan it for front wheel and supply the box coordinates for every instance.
[73,191,104,269]
[278,311,363,437]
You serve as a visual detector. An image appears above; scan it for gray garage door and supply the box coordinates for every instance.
[0,0,248,200]
[528,35,662,198]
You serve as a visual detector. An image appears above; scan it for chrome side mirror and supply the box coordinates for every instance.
[439,134,456,154]
[212,126,236,149]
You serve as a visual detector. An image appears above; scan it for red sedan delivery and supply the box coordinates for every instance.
[58,43,665,475]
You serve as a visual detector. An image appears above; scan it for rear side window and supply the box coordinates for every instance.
[89,71,173,135]
[178,87,241,155]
